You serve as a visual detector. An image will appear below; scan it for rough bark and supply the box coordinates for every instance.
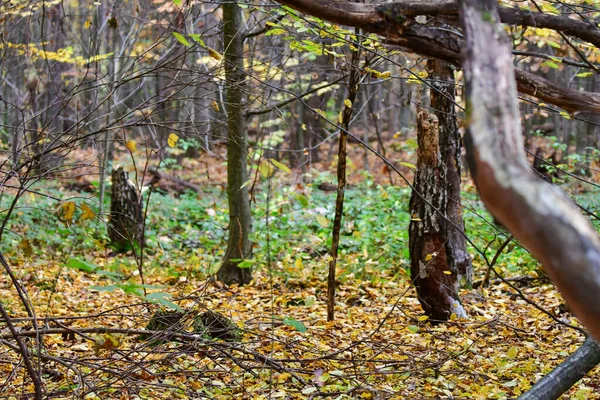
[109,167,144,252]
[427,59,472,285]
[518,337,600,400]
[458,0,600,340]
[217,2,252,286]
[409,110,467,321]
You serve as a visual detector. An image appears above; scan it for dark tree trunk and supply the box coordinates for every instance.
[519,337,600,400]
[409,109,467,321]
[109,167,144,252]
[427,59,472,285]
[217,2,252,286]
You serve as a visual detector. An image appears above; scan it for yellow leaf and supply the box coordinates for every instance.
[269,159,291,173]
[338,111,343,124]
[277,372,292,383]
[259,160,273,179]
[80,204,96,221]
[301,124,307,131]
[417,315,429,321]
[93,334,120,356]
[507,346,518,359]
[316,214,329,227]
[208,47,223,61]
[380,71,391,79]
[315,109,327,119]
[559,111,571,120]
[344,99,352,108]
[61,201,76,223]
[425,253,436,262]
[393,131,402,139]
[443,270,452,275]
[211,100,220,112]
[84,19,92,30]
[295,257,303,269]
[418,71,429,79]
[167,133,179,148]
[126,140,137,152]
[400,161,416,170]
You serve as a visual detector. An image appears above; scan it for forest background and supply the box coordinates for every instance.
[1,0,600,399]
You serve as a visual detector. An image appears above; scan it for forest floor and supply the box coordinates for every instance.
[1,137,600,399]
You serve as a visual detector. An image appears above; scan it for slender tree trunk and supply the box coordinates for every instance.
[327,44,361,322]
[217,2,252,286]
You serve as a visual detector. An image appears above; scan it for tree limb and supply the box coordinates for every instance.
[277,0,600,114]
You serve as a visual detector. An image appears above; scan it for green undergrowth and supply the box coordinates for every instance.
[2,177,597,287]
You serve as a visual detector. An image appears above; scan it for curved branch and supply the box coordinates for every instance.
[459,0,600,341]
[279,0,600,114]
[279,0,600,48]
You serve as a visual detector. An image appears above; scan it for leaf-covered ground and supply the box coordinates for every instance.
[1,145,600,399]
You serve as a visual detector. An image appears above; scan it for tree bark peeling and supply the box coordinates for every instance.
[410,110,467,321]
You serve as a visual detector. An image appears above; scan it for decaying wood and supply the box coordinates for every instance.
[109,167,144,252]
[147,167,201,195]
[409,110,467,321]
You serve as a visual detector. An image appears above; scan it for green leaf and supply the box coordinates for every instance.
[237,259,254,269]
[172,32,191,47]
[173,0,182,5]
[577,71,594,78]
[294,193,309,207]
[89,284,119,292]
[188,34,205,47]
[66,258,98,273]
[145,292,183,311]
[405,138,418,149]
[547,40,561,49]
[269,159,291,173]
[283,316,307,332]
[265,28,286,36]
[407,325,419,333]
[542,60,560,69]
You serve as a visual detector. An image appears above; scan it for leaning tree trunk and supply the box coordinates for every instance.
[109,167,144,252]
[427,59,472,285]
[217,1,252,286]
[409,108,467,321]
[459,0,600,392]
[459,0,600,341]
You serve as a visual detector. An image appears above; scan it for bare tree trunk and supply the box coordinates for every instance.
[327,43,361,322]
[409,108,467,321]
[427,59,472,285]
[109,167,144,252]
[217,2,252,286]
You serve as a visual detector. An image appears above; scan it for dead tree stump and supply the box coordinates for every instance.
[108,167,144,252]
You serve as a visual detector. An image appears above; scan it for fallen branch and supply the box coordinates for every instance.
[519,337,600,400]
